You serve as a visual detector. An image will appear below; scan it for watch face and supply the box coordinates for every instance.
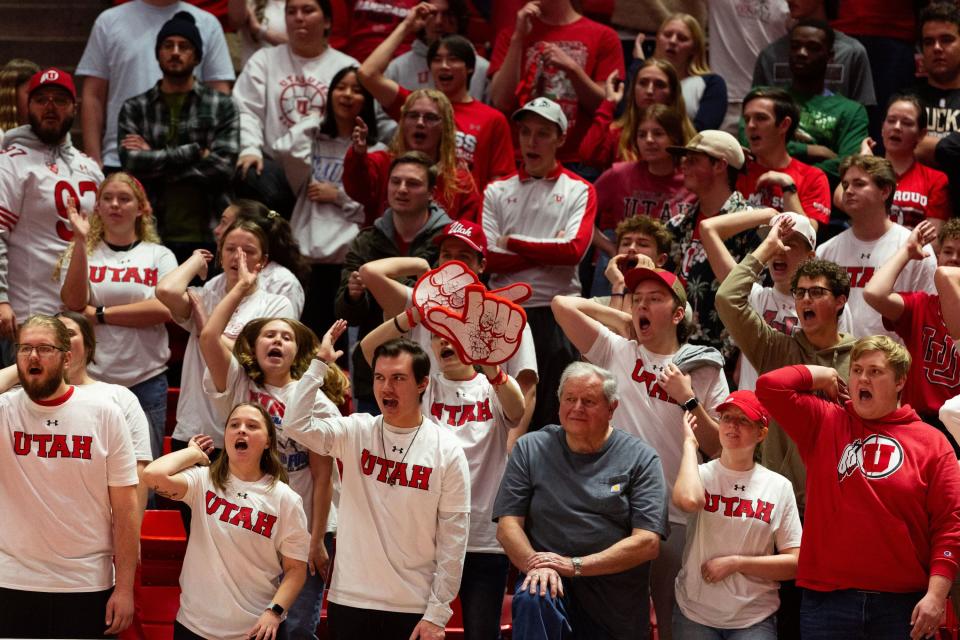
[271,604,284,615]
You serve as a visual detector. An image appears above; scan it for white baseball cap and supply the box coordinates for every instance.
[668,130,746,170]
[512,97,568,135]
[758,211,817,250]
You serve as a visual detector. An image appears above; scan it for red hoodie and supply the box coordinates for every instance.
[756,365,960,592]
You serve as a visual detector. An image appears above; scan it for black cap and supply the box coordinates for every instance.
[156,11,203,62]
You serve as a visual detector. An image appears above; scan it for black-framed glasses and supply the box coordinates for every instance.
[791,286,832,300]
[15,344,66,357]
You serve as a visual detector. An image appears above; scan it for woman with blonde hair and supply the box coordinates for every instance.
[58,171,177,460]
[653,13,728,131]
[343,87,481,223]
[579,58,696,170]
[143,402,310,640]
[0,58,39,138]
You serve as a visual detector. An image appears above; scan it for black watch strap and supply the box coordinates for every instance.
[681,397,699,412]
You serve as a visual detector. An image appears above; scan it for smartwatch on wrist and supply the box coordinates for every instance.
[781,183,798,194]
[267,603,286,621]
[95,306,106,325]
[681,396,699,412]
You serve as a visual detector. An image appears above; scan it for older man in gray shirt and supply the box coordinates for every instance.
[494,362,668,640]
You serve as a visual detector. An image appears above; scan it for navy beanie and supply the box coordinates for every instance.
[156,11,203,61]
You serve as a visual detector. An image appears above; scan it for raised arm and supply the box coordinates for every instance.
[699,207,777,282]
[480,364,526,424]
[141,435,213,502]
[864,221,936,323]
[550,295,605,354]
[156,249,213,321]
[360,308,417,366]
[936,266,960,341]
[200,253,258,392]
[489,2,539,111]
[672,412,706,512]
[358,256,430,318]
[357,3,434,110]
[60,201,92,311]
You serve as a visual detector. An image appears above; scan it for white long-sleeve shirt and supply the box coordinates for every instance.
[283,360,470,626]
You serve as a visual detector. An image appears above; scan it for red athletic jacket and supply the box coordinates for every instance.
[756,365,960,592]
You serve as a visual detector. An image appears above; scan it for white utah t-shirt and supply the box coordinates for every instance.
[176,466,310,639]
[423,373,513,553]
[0,385,137,592]
[675,460,802,628]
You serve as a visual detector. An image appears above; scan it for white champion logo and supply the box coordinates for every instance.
[42,70,60,82]
[836,434,904,482]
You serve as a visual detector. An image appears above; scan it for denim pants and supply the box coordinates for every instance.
[799,588,922,639]
[672,605,776,640]
[129,372,168,460]
[511,576,641,640]
[459,552,509,639]
[286,532,334,640]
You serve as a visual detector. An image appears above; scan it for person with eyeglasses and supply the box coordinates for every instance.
[717,238,855,638]
[0,314,139,637]
[717,220,855,514]
[672,391,801,639]
[358,3,514,192]
[817,154,937,340]
[700,210,853,391]
[0,68,104,367]
[343,87,481,224]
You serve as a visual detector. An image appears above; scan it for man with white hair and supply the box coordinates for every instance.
[494,361,668,639]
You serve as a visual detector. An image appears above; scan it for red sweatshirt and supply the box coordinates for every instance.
[756,365,960,592]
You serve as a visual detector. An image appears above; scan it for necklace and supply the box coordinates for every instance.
[105,239,141,252]
[379,416,422,486]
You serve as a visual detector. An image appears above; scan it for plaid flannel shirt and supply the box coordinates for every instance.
[118,80,238,183]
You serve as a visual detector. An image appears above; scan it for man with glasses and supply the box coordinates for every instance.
[0,68,104,366]
[817,155,936,339]
[717,225,855,639]
[0,314,138,637]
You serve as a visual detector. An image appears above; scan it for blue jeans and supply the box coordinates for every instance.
[511,576,639,640]
[129,372,168,460]
[799,588,921,639]
[459,552,509,639]
[287,532,334,640]
[672,606,776,639]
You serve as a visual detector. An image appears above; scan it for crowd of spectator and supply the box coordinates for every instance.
[2,1,960,639]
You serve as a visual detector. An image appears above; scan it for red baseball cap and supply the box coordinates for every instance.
[27,68,76,101]
[624,267,687,307]
[433,220,487,256]
[716,390,771,427]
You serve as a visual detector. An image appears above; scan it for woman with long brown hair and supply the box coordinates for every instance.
[143,402,310,640]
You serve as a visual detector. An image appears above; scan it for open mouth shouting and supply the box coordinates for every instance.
[381,397,400,410]
[439,345,457,360]
[233,438,249,452]
[770,258,788,278]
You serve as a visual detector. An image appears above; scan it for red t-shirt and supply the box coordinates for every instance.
[594,162,696,229]
[884,291,960,415]
[578,99,623,170]
[889,161,951,229]
[737,157,831,224]
[343,148,482,225]
[489,16,624,163]
[388,86,516,191]
[343,0,417,62]
[832,0,914,42]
